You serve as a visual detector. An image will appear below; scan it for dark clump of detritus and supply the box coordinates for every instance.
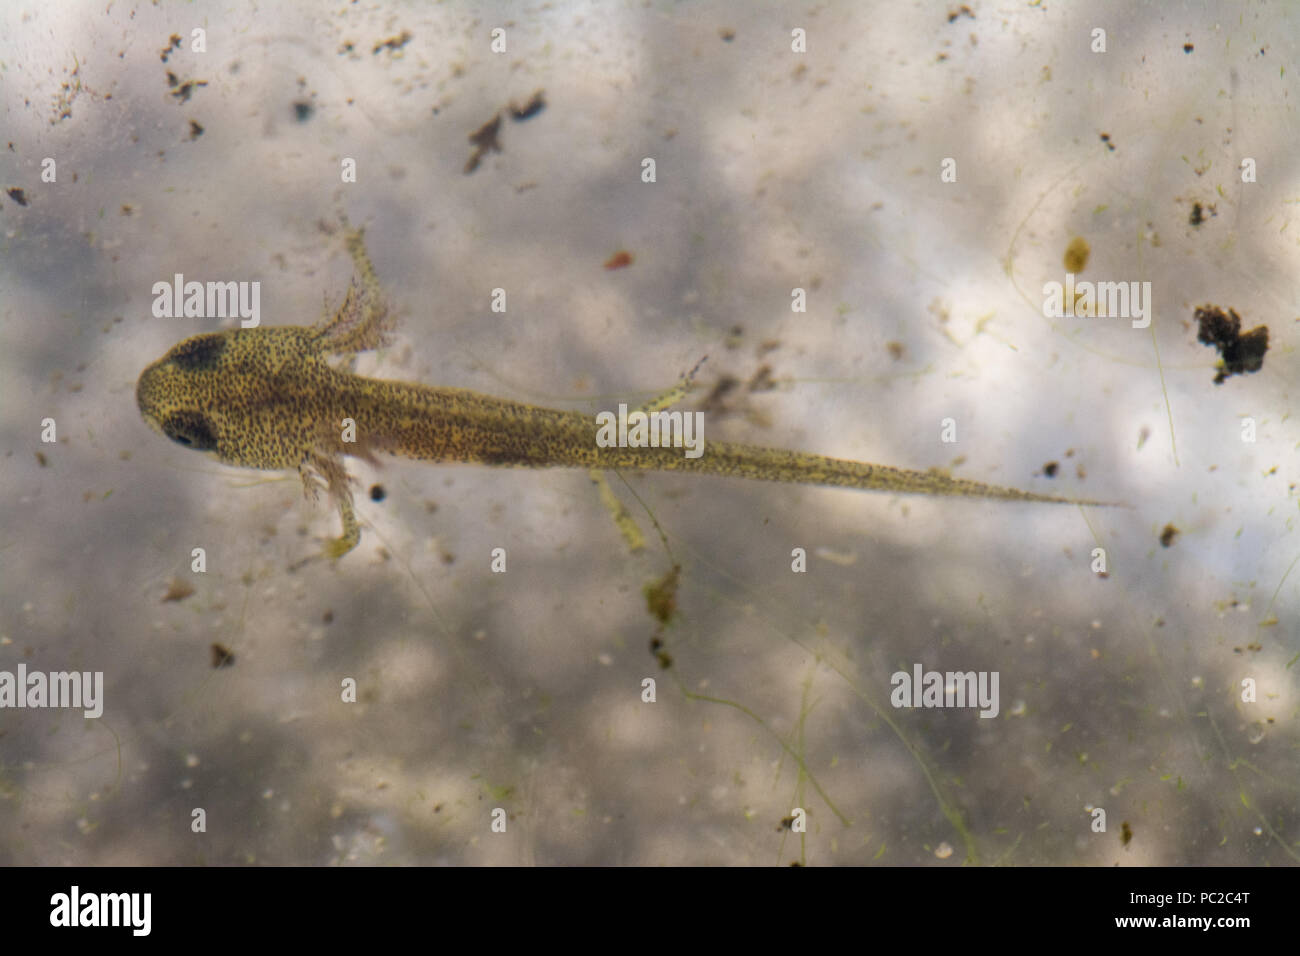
[645,564,681,669]
[747,364,776,392]
[509,90,545,121]
[464,113,502,173]
[369,484,386,502]
[160,34,182,63]
[210,643,236,668]
[169,78,208,103]
[1042,461,1059,478]
[1194,305,1268,384]
[644,565,680,625]
[701,374,740,414]
[1159,524,1179,548]
[293,100,314,123]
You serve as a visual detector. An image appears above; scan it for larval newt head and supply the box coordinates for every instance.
[136,324,342,471]
[137,223,393,478]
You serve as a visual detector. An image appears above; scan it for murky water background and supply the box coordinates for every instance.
[1,0,1296,865]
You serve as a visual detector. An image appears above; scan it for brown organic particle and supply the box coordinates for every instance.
[373,30,412,55]
[170,79,208,103]
[701,374,740,414]
[187,120,204,140]
[645,565,680,670]
[1189,202,1216,226]
[1099,132,1115,152]
[1194,305,1268,384]
[747,364,776,392]
[160,34,182,63]
[644,565,680,625]
[210,643,236,668]
[464,113,502,173]
[1159,524,1179,548]
[947,5,975,22]
[1121,821,1132,847]
[1063,236,1090,272]
[6,187,28,207]
[509,90,546,121]
[603,250,633,270]
[161,578,196,602]
[1042,461,1059,478]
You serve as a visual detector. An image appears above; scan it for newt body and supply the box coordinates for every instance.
[136,228,1106,557]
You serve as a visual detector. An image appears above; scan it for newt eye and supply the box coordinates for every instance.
[169,334,227,371]
[161,411,218,451]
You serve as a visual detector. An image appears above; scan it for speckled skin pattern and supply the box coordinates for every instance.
[138,227,1105,557]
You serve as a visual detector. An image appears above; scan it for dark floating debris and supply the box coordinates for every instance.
[466,91,547,173]
[1194,304,1268,384]
[160,34,182,63]
[644,564,680,670]
[465,113,502,173]
[509,90,546,121]
[169,77,208,103]
[1189,201,1216,226]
